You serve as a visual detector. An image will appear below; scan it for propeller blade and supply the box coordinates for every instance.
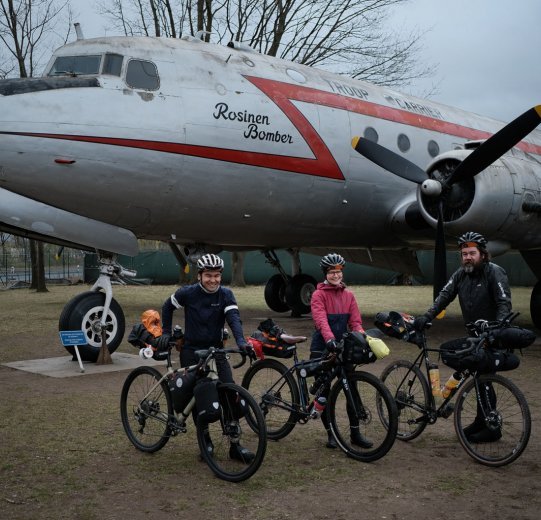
[449,105,541,185]
[433,201,447,300]
[351,136,427,184]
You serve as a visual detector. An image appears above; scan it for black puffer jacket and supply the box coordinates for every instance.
[427,262,512,324]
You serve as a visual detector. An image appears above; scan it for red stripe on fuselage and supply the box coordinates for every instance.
[5,77,540,178]
[246,76,541,156]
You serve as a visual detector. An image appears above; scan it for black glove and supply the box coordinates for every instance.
[413,314,431,332]
[326,339,338,352]
[153,334,171,352]
[241,341,257,360]
[474,319,489,333]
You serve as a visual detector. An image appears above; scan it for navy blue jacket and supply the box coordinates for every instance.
[161,283,247,349]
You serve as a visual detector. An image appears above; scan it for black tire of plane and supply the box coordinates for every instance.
[531,281,541,330]
[58,291,125,362]
[264,274,291,313]
[285,274,317,316]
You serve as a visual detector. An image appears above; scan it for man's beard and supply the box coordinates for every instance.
[463,259,482,273]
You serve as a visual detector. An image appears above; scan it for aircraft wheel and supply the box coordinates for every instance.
[531,281,541,330]
[264,274,291,313]
[285,274,317,316]
[59,291,125,361]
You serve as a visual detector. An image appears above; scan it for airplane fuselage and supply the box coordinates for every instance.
[2,35,540,255]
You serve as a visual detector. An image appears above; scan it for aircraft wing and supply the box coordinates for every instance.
[0,188,138,256]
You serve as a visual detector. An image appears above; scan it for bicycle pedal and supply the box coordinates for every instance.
[438,403,455,419]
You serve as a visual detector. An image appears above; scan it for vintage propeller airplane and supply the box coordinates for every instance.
[1,30,540,360]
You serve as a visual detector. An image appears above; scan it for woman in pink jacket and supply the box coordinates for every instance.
[310,253,372,449]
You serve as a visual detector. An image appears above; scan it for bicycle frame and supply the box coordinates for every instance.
[255,346,366,424]
[134,347,227,434]
[394,332,471,425]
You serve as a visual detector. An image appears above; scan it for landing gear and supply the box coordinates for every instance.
[58,252,134,361]
[285,273,316,316]
[264,274,291,312]
[531,281,541,330]
[263,250,317,316]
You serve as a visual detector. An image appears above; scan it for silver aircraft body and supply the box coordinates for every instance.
[1,34,540,352]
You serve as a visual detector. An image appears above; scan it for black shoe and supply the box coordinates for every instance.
[350,429,373,449]
[229,443,255,463]
[463,419,485,438]
[467,427,502,443]
[326,433,337,449]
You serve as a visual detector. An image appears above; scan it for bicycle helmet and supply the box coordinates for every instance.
[457,231,487,251]
[320,253,346,273]
[196,253,224,272]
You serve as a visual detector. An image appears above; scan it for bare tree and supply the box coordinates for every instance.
[96,0,435,87]
[0,0,71,292]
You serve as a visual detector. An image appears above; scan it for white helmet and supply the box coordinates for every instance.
[196,253,224,272]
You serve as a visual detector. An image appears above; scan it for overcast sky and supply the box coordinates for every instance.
[72,0,540,123]
[389,0,541,122]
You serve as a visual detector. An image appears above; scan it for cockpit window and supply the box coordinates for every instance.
[48,55,101,76]
[125,59,159,90]
[102,54,123,76]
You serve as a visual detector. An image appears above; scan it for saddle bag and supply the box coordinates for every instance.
[250,319,295,358]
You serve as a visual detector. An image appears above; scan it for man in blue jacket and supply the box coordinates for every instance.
[161,253,254,462]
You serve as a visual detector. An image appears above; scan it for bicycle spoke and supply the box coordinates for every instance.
[120,366,172,453]
[329,371,397,462]
[198,383,266,482]
[455,374,531,467]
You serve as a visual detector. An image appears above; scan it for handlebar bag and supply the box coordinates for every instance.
[490,326,536,350]
[343,332,376,364]
[441,338,520,372]
[193,377,221,424]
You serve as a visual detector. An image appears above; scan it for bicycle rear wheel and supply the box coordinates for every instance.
[120,366,173,452]
[328,371,398,462]
[379,360,430,441]
[454,373,531,467]
[242,358,300,440]
[197,383,267,482]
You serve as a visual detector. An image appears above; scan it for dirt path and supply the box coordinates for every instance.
[1,300,540,520]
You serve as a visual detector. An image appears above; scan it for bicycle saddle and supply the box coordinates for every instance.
[280,334,307,344]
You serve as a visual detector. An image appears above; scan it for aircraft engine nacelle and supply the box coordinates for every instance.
[416,150,541,249]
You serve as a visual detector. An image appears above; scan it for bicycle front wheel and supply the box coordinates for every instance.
[454,373,531,467]
[328,371,398,462]
[120,366,173,452]
[242,358,300,440]
[379,360,430,441]
[197,383,267,482]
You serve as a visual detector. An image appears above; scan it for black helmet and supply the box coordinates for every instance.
[196,253,224,272]
[320,253,345,273]
[457,231,487,251]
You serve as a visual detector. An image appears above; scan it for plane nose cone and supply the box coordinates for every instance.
[421,179,442,197]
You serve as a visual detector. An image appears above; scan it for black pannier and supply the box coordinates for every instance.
[220,386,248,421]
[193,377,221,424]
[168,370,197,413]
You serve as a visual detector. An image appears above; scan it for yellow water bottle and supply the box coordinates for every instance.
[441,372,462,399]
[429,364,442,397]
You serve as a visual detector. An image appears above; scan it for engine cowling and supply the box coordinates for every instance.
[416,149,541,249]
